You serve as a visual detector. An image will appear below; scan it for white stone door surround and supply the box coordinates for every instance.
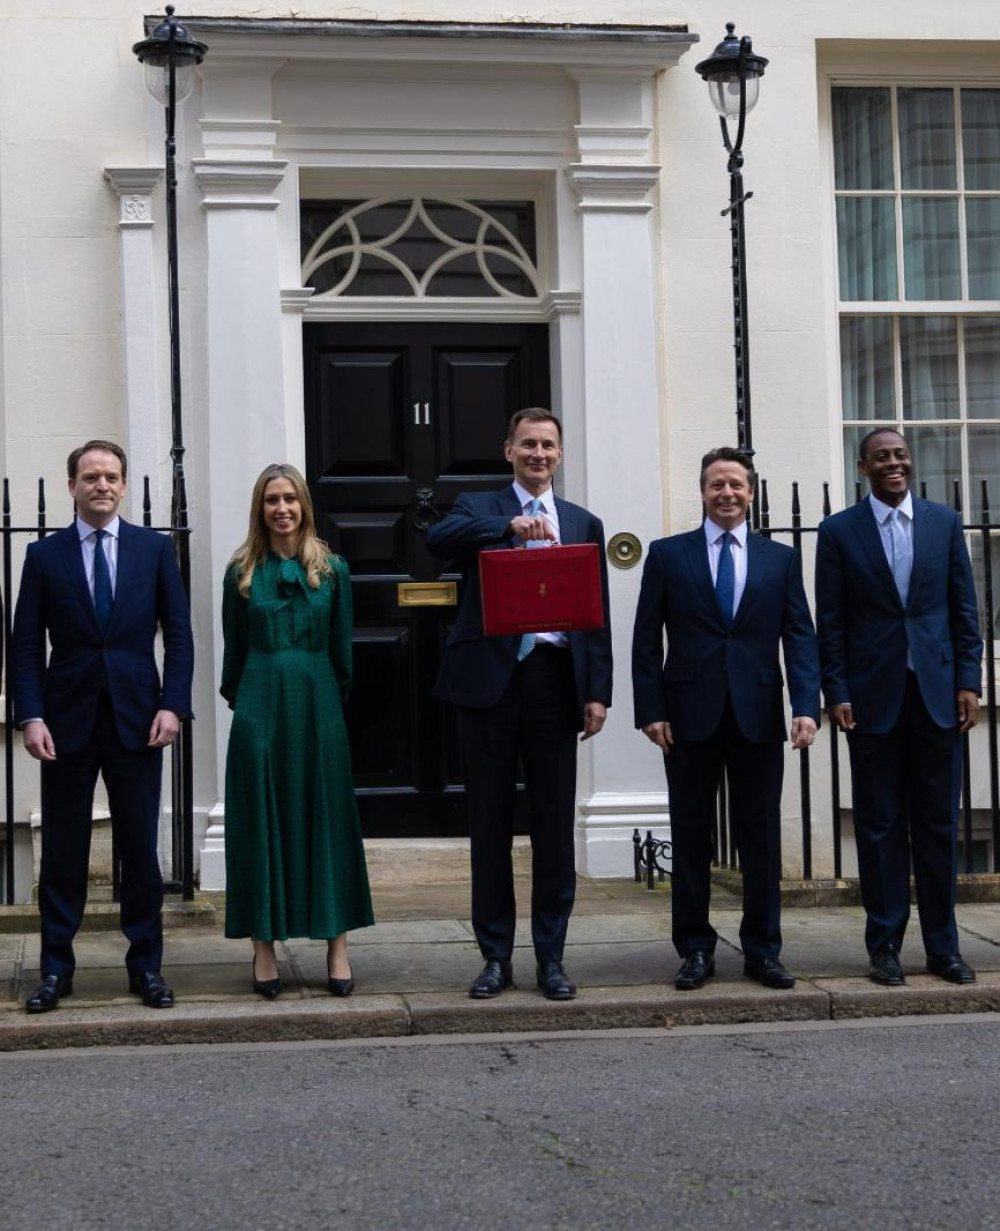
[120,19,698,883]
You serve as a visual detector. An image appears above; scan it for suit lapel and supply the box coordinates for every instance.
[499,485,525,528]
[906,497,932,610]
[850,500,903,610]
[732,531,765,630]
[553,496,579,545]
[681,529,724,627]
[109,519,136,633]
[56,523,100,633]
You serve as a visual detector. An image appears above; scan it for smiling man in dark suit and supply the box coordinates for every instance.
[426,408,612,1001]
[816,428,982,987]
[632,446,820,991]
[11,440,194,1012]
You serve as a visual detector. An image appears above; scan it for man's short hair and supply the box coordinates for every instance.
[699,446,755,489]
[67,439,128,480]
[506,407,563,444]
[857,427,907,464]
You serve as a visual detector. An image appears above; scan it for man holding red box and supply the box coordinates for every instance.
[427,408,613,1001]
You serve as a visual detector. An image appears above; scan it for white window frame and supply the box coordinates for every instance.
[818,49,1000,512]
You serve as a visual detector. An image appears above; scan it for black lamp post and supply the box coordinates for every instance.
[695,23,769,465]
[133,6,206,900]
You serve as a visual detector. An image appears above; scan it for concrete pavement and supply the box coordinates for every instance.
[2,878,999,1050]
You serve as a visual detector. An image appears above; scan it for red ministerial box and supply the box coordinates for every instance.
[479,543,605,636]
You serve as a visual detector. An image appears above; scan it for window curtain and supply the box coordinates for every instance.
[833,89,897,301]
[900,317,958,419]
[840,317,894,419]
[965,318,1000,418]
[962,90,1000,190]
[833,88,893,189]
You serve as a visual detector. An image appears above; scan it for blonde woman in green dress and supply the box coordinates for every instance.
[221,463,373,998]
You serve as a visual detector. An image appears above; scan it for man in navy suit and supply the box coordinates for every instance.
[12,440,193,1012]
[632,446,820,991]
[426,408,612,1001]
[816,428,982,986]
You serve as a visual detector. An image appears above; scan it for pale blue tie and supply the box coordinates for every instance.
[888,508,912,607]
[517,497,543,662]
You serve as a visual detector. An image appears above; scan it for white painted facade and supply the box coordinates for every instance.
[1,2,998,897]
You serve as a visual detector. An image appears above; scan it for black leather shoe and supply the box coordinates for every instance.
[869,945,905,986]
[468,959,513,999]
[25,973,73,1014]
[328,971,355,998]
[128,970,175,1008]
[744,956,795,989]
[927,953,976,984]
[252,957,282,1000]
[536,960,576,1000]
[675,951,715,991]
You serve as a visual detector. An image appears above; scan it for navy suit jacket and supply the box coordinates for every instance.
[815,496,982,734]
[425,486,613,727]
[11,520,194,754]
[632,528,821,743]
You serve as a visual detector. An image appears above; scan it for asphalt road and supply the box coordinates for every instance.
[2,1016,999,1230]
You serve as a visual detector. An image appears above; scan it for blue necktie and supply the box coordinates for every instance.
[888,508,911,607]
[715,531,735,625]
[93,528,113,632]
[517,497,544,662]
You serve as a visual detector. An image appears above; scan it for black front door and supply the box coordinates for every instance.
[303,321,551,836]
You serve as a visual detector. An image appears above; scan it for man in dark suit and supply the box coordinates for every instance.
[12,440,194,1012]
[632,446,820,991]
[426,408,612,1001]
[815,428,982,986]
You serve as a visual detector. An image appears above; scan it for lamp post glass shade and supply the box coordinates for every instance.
[142,62,197,106]
[695,23,768,121]
[132,5,207,106]
[708,75,760,120]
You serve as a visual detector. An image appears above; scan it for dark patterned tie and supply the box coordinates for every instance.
[715,531,735,625]
[93,528,113,632]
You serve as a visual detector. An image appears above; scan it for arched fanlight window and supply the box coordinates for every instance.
[301,197,541,299]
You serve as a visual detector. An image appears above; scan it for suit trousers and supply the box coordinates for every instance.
[666,699,784,962]
[847,672,960,957]
[39,693,165,977]
[458,645,579,963]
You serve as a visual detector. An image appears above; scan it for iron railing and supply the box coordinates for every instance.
[1,476,194,905]
[711,477,1000,881]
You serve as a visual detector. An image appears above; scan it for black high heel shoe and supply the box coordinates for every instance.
[252,954,282,1000]
[327,967,354,997]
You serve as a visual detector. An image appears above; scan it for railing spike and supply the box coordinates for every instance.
[822,481,831,518]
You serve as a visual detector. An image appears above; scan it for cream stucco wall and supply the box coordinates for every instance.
[1,1,998,891]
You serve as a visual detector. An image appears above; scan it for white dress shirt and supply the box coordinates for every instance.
[704,516,749,617]
[869,489,914,572]
[512,479,567,649]
[77,513,120,600]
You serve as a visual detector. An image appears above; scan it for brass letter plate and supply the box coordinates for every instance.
[397,581,458,607]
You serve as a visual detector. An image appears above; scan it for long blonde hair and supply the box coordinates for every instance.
[230,463,335,598]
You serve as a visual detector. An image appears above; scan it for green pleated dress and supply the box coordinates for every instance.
[221,554,374,941]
